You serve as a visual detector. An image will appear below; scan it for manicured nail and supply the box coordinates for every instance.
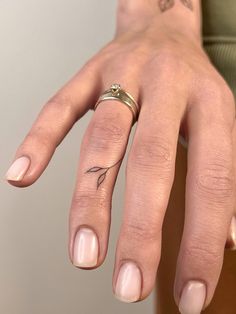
[229,216,236,250]
[114,262,142,303]
[5,156,31,181]
[73,227,98,267]
[179,281,206,314]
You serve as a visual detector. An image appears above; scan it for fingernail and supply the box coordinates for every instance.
[73,227,98,267]
[229,216,236,250]
[179,281,206,314]
[5,156,31,181]
[114,262,142,303]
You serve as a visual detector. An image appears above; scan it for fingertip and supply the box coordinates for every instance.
[4,156,35,188]
[5,156,31,181]
[4,154,47,188]
[5,177,36,188]
[226,216,236,250]
[178,280,207,314]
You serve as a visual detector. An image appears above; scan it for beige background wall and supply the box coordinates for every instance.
[0,1,155,313]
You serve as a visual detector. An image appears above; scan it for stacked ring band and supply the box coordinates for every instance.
[94,84,140,122]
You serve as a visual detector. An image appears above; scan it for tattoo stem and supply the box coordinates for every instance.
[85,158,122,190]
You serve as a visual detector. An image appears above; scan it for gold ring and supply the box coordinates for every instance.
[94,84,139,122]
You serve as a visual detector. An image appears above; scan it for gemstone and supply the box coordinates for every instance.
[111,84,121,94]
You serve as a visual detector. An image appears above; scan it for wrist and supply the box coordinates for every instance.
[117,0,202,43]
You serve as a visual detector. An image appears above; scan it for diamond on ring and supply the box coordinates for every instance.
[111,84,121,95]
[94,83,139,123]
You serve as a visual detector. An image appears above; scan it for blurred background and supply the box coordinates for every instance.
[0,1,155,313]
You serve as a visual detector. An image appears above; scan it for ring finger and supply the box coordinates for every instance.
[68,80,139,268]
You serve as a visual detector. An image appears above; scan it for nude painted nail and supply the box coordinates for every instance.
[179,281,206,314]
[73,227,98,267]
[5,156,31,181]
[114,262,142,303]
[229,216,236,250]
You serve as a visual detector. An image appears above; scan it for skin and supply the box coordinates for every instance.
[6,0,236,311]
[156,141,236,313]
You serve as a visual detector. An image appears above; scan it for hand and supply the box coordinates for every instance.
[5,2,236,312]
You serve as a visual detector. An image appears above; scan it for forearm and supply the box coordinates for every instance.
[116,0,202,42]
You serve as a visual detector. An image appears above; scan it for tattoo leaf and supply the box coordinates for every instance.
[180,0,193,10]
[86,166,104,173]
[85,158,122,190]
[159,0,175,12]
[97,172,107,189]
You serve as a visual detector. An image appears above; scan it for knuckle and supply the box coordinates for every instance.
[200,77,235,114]
[183,242,222,267]
[71,189,109,217]
[192,162,234,201]
[23,129,53,152]
[200,74,224,95]
[122,217,160,242]
[142,49,190,96]
[221,83,235,103]
[20,92,77,152]
[198,79,219,104]
[146,47,186,77]
[47,92,70,107]
[129,135,174,175]
[46,92,76,118]
[222,86,236,117]
[102,47,143,78]
[85,116,126,151]
[197,77,236,132]
[151,47,177,66]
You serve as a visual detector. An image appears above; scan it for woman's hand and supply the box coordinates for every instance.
[5,1,236,312]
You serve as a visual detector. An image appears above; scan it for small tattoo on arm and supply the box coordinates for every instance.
[180,0,193,10]
[158,0,193,12]
[85,158,122,190]
[159,0,174,12]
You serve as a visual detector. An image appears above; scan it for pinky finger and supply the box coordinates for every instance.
[226,120,236,250]
[5,60,101,187]
[226,216,236,250]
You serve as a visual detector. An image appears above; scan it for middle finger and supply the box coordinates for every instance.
[112,81,186,302]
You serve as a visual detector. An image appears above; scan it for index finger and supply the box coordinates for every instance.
[5,60,100,187]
